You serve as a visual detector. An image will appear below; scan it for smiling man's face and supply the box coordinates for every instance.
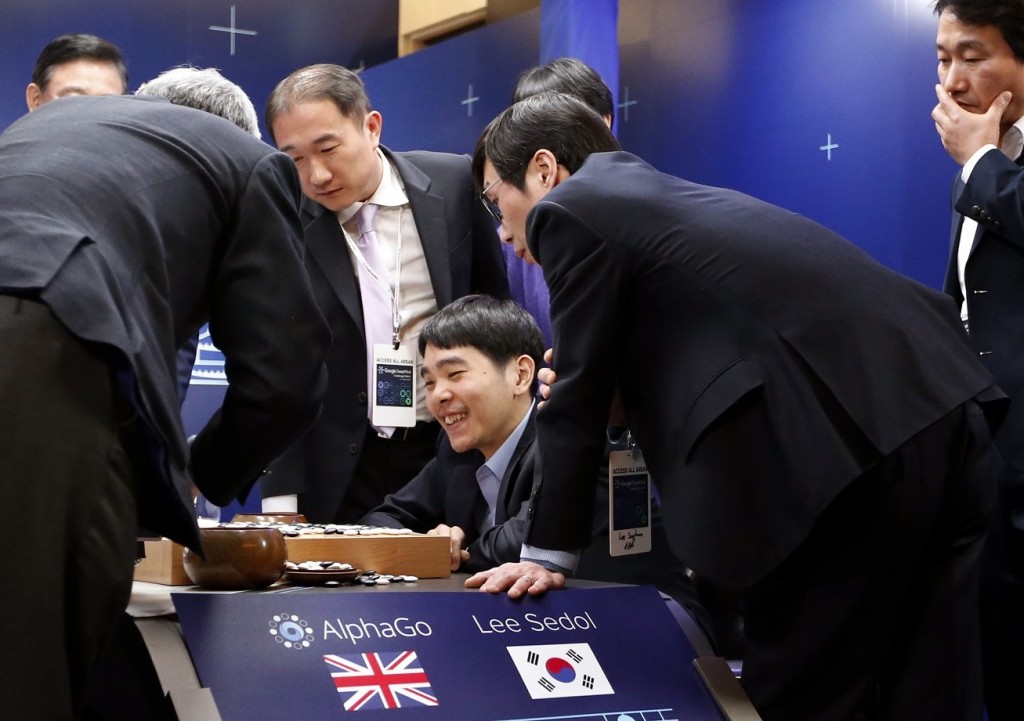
[422,344,529,461]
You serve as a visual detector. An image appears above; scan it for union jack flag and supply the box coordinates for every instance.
[324,651,438,711]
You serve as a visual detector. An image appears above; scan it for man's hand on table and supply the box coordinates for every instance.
[465,561,566,599]
[427,524,470,571]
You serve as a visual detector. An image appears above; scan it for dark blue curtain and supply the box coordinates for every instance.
[540,0,619,120]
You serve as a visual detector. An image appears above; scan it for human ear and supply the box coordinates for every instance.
[532,149,558,187]
[364,110,383,141]
[512,354,536,395]
[25,83,43,111]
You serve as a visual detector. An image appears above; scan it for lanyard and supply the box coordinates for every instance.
[345,207,404,349]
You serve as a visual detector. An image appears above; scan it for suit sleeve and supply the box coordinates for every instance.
[188,152,330,504]
[463,499,529,572]
[360,457,448,531]
[959,150,1024,250]
[526,200,624,551]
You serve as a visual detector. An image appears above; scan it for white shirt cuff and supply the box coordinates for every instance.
[261,494,298,513]
[520,543,580,574]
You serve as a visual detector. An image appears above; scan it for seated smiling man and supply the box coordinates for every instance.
[361,294,710,642]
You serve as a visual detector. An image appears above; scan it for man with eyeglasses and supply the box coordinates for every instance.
[263,64,508,525]
[467,91,1006,721]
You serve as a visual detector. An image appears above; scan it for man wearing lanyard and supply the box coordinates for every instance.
[264,64,508,523]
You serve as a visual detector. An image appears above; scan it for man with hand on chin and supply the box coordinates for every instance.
[932,2,1024,717]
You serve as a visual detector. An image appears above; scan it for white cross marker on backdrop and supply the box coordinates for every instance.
[209,6,258,56]
[819,133,839,161]
[617,86,639,123]
[461,85,480,117]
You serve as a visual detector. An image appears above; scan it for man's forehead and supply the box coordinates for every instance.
[424,345,473,361]
[277,99,358,129]
[937,11,1005,45]
[421,346,471,374]
[937,32,997,50]
[47,60,125,91]
[274,104,364,150]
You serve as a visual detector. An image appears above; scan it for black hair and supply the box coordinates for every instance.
[419,295,544,392]
[512,57,615,128]
[934,0,1024,62]
[472,91,620,191]
[266,63,370,144]
[32,33,127,92]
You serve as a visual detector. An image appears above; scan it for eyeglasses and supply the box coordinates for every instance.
[479,176,505,224]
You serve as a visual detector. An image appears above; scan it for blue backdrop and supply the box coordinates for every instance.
[615,0,954,287]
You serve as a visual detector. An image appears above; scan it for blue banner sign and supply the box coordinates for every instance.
[173,585,726,720]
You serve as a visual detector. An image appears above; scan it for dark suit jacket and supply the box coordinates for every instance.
[0,95,330,548]
[526,151,1003,588]
[943,150,1024,471]
[262,147,508,520]
[362,408,699,612]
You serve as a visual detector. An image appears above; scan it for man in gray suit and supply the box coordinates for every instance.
[0,72,329,720]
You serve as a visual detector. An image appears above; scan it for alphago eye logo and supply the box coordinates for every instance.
[268,613,315,651]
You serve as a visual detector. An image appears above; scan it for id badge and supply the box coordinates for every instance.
[608,448,651,556]
[371,343,416,428]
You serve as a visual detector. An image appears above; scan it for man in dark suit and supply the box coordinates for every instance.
[467,92,1005,721]
[360,295,708,638]
[0,82,329,718]
[932,3,1024,718]
[262,64,508,523]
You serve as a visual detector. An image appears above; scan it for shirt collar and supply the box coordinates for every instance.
[481,401,534,484]
[337,147,409,224]
[1000,115,1024,161]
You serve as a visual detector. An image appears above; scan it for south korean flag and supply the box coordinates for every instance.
[507,643,614,699]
